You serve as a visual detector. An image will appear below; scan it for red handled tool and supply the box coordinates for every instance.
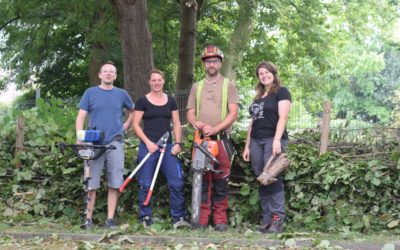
[119,132,170,205]
[142,132,169,206]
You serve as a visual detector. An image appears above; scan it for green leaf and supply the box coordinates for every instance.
[296,192,304,199]
[174,243,184,250]
[62,168,76,174]
[371,177,381,186]
[285,238,296,247]
[285,171,296,180]
[317,240,330,248]
[240,185,250,196]
[363,215,371,229]
[35,138,46,146]
[235,213,243,225]
[249,190,259,205]
[381,243,396,250]
[35,188,46,200]
[387,219,400,228]
[19,171,32,181]
[3,208,14,217]
[33,204,47,214]
[368,160,379,168]
[311,196,320,206]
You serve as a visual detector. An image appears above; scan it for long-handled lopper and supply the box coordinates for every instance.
[143,132,169,206]
[119,132,169,206]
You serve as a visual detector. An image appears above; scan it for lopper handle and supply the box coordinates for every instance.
[119,177,132,192]
[142,147,166,206]
[119,152,152,193]
[143,190,153,206]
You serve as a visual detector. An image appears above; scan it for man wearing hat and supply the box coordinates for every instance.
[186,45,239,231]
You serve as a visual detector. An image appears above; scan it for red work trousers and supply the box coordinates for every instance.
[200,140,231,226]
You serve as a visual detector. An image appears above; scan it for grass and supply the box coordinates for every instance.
[0,221,400,250]
[1,216,400,250]
[0,218,400,242]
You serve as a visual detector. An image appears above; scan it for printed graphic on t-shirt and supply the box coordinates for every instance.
[250,102,264,120]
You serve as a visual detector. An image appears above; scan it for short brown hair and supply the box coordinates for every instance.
[254,61,282,100]
[149,69,165,80]
[99,61,116,73]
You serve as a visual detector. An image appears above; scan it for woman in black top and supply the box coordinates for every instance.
[132,69,189,229]
[242,61,292,233]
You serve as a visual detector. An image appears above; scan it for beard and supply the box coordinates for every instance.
[206,67,219,77]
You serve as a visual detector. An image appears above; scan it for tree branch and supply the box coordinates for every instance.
[0,16,21,31]
[1,13,59,31]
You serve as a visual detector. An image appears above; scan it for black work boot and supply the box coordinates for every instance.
[214,224,228,232]
[267,214,283,234]
[257,223,271,233]
[141,216,152,228]
[173,217,191,229]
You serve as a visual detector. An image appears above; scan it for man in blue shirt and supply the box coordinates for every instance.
[76,61,134,229]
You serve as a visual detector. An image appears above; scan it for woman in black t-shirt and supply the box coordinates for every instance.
[132,69,189,229]
[242,61,292,234]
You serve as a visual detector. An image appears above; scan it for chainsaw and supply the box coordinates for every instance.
[190,130,222,229]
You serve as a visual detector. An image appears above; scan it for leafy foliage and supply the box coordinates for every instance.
[1,103,399,233]
[0,99,79,219]
[0,0,120,96]
[1,0,399,126]
[285,142,399,232]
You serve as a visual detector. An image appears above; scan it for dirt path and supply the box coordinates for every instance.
[1,231,399,249]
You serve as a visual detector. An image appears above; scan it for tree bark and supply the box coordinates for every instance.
[221,0,255,80]
[87,4,106,87]
[175,0,198,92]
[88,48,103,86]
[110,0,154,101]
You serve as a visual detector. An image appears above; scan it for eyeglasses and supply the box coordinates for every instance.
[204,59,221,64]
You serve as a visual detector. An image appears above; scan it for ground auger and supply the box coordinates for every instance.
[59,130,116,228]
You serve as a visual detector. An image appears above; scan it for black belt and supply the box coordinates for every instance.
[209,132,228,141]
[112,135,123,141]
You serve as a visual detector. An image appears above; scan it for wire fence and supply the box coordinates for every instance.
[1,95,399,168]
[1,93,398,136]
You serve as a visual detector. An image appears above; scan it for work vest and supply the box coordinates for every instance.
[196,78,229,121]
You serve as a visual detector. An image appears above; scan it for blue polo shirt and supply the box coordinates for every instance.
[79,86,134,144]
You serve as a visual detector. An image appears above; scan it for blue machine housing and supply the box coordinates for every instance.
[77,130,104,143]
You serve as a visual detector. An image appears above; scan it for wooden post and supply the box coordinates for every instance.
[35,87,41,106]
[15,116,25,168]
[319,101,331,155]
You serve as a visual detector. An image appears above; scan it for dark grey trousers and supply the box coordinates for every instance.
[250,137,288,225]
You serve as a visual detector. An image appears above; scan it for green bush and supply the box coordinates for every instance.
[0,100,399,233]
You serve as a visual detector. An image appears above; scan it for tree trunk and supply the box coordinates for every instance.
[175,0,198,92]
[88,50,102,86]
[110,0,153,101]
[175,0,204,123]
[221,0,255,80]
[88,3,107,86]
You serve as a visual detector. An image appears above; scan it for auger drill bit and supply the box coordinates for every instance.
[81,159,92,228]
